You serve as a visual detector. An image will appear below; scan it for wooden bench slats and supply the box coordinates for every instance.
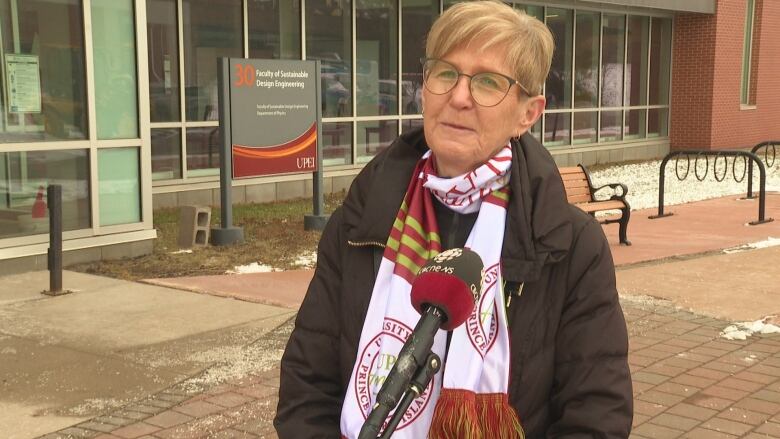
[567,194,592,204]
[560,164,631,245]
[576,200,626,212]
[564,186,591,197]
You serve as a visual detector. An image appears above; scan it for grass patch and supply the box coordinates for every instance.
[71,193,344,280]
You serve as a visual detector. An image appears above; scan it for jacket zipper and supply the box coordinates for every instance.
[347,240,386,248]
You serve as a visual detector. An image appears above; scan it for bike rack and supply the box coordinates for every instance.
[747,141,778,199]
[649,149,773,225]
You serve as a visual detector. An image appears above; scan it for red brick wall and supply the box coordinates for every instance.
[671,0,780,151]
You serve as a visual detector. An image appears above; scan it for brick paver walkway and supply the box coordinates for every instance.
[39,296,780,439]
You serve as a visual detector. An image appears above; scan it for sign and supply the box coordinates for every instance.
[224,58,320,178]
[5,54,41,113]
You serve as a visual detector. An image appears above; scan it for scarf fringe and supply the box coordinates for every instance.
[429,389,524,439]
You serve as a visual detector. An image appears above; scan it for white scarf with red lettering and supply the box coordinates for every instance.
[339,145,523,438]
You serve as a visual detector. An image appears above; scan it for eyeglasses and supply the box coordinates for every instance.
[421,58,530,107]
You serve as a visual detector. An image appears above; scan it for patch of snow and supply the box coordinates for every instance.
[723,237,780,254]
[293,251,317,268]
[170,249,193,254]
[178,344,284,393]
[226,262,279,274]
[588,158,780,211]
[720,317,780,340]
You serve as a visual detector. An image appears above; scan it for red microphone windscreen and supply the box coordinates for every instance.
[409,248,484,331]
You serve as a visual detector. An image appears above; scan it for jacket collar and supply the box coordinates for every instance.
[343,127,572,283]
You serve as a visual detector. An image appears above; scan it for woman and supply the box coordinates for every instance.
[275,1,633,438]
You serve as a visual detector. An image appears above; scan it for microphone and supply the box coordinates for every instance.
[358,248,483,439]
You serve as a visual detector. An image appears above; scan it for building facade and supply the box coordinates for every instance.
[7,0,773,274]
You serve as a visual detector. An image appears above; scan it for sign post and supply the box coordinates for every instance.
[213,57,327,245]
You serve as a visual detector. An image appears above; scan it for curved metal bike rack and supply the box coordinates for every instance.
[747,141,779,199]
[649,149,773,225]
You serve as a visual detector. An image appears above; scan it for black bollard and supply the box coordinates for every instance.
[45,184,63,295]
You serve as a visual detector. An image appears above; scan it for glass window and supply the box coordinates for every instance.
[0,0,87,142]
[248,0,300,59]
[0,149,90,238]
[92,0,138,139]
[322,122,352,166]
[625,16,649,107]
[528,119,542,142]
[152,128,181,180]
[307,0,352,118]
[402,118,423,134]
[186,127,221,175]
[649,17,672,106]
[516,5,544,22]
[648,108,668,137]
[573,111,597,144]
[402,0,436,115]
[625,109,646,139]
[545,8,573,110]
[357,120,397,163]
[601,14,625,108]
[98,148,140,226]
[741,0,756,105]
[182,0,242,121]
[544,112,570,146]
[600,110,622,142]
[574,11,599,108]
[147,0,180,122]
[357,0,398,116]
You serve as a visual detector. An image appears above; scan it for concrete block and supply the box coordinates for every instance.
[212,186,247,206]
[551,153,569,167]
[177,206,211,249]
[609,147,624,163]
[0,255,46,276]
[580,151,596,166]
[332,175,356,194]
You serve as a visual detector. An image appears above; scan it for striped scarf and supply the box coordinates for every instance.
[340,145,523,438]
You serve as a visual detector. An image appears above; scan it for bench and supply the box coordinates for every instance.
[559,165,631,246]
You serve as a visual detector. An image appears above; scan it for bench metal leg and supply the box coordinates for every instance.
[619,207,631,246]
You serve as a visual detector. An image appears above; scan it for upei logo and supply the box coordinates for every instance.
[433,248,462,263]
[353,318,435,430]
[466,263,500,357]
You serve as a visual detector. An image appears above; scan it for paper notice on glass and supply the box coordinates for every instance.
[5,54,42,113]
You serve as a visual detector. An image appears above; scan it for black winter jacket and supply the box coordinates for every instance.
[275,128,633,438]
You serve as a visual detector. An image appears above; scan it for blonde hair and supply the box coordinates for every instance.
[425,0,554,96]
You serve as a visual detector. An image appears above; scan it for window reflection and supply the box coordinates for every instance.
[357,0,398,116]
[601,15,625,108]
[600,110,622,142]
[248,0,300,59]
[573,111,597,144]
[322,122,352,166]
[546,8,573,110]
[152,128,182,180]
[357,120,397,163]
[0,0,87,142]
[649,18,672,106]
[575,12,599,108]
[307,0,352,117]
[625,16,649,107]
[0,150,90,238]
[648,108,668,137]
[182,0,242,121]
[186,127,221,175]
[402,0,436,115]
[625,109,646,139]
[545,113,570,146]
[147,0,180,122]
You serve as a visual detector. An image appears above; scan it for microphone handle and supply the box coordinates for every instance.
[358,306,445,439]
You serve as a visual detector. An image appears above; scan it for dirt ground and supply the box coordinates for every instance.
[70,194,344,280]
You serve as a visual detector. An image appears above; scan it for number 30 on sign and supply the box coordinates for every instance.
[234,64,255,87]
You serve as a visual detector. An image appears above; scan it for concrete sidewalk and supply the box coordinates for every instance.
[0,271,293,438]
[2,194,778,438]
